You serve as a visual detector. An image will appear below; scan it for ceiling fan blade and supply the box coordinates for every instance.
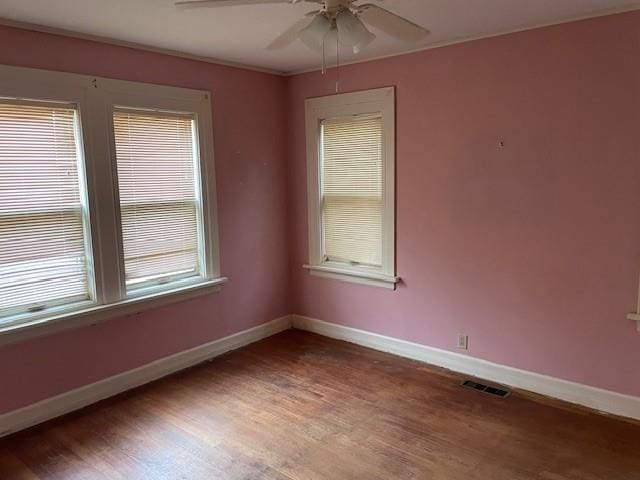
[176,0,293,8]
[267,14,317,50]
[357,4,429,42]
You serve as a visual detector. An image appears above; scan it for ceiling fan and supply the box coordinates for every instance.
[174,0,430,54]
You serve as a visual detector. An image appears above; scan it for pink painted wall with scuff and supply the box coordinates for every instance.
[0,25,290,414]
[286,12,640,397]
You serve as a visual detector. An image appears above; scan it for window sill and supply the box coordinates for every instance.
[627,313,640,333]
[303,264,399,290]
[0,277,228,347]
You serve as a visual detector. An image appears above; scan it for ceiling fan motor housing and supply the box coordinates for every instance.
[323,0,352,13]
[175,0,430,56]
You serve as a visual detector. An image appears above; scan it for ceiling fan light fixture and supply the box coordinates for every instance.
[299,13,332,51]
[336,9,375,49]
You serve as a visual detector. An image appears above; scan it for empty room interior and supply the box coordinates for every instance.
[1,0,640,478]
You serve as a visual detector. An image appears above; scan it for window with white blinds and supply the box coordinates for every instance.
[113,108,203,291]
[305,87,396,289]
[321,115,383,267]
[0,101,92,320]
[0,65,220,337]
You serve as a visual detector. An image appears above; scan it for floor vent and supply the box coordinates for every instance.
[462,380,511,398]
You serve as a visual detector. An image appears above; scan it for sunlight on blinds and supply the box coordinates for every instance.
[113,109,202,289]
[0,101,90,317]
[321,115,383,267]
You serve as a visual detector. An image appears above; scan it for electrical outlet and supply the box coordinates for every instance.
[457,334,468,350]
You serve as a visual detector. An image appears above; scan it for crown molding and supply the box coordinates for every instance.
[0,17,285,76]
[2,6,640,80]
[286,5,640,76]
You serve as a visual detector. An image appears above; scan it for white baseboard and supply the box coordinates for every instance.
[3,313,637,439]
[292,315,640,422]
[0,315,293,438]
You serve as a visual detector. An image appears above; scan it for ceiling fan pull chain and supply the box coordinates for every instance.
[321,34,326,75]
[335,32,340,93]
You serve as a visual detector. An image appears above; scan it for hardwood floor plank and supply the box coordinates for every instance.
[0,451,39,480]
[1,330,639,479]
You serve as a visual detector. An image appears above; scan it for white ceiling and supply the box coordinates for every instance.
[1,0,638,74]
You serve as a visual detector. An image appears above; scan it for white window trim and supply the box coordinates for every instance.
[0,65,224,345]
[0,278,228,347]
[99,78,221,300]
[304,87,398,290]
[0,99,96,318]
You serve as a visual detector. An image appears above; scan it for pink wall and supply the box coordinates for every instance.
[286,12,640,397]
[0,26,290,413]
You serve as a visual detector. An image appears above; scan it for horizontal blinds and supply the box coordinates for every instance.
[321,115,383,267]
[0,102,89,315]
[113,109,201,288]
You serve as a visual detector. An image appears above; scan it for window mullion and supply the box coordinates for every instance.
[84,89,127,304]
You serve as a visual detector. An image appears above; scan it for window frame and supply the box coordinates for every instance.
[0,69,100,325]
[304,87,398,290]
[101,82,221,301]
[0,65,225,346]
[111,107,206,295]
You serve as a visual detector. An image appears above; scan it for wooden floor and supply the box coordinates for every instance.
[1,330,639,479]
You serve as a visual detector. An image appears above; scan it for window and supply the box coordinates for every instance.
[321,115,383,267]
[304,87,398,289]
[113,109,204,293]
[0,65,223,341]
[0,100,93,323]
